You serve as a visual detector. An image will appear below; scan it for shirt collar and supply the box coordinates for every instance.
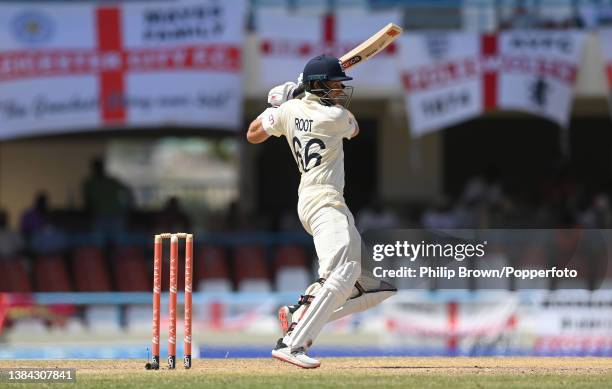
[303,91,322,103]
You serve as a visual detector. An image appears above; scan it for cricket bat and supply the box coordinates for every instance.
[292,22,403,97]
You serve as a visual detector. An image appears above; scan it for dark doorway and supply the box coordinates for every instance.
[443,117,561,201]
[569,117,612,194]
[444,117,612,202]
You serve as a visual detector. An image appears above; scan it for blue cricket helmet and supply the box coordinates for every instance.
[302,54,353,84]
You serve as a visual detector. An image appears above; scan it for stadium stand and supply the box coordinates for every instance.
[234,244,271,292]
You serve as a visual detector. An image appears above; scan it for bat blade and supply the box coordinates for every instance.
[339,22,403,70]
[292,22,403,98]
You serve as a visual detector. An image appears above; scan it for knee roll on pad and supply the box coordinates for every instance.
[328,289,396,322]
[305,279,324,295]
[324,261,360,302]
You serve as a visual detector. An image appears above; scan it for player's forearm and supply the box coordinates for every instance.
[246,117,270,144]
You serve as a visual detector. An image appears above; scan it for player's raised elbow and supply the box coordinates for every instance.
[246,126,259,144]
[246,131,262,144]
[247,118,268,144]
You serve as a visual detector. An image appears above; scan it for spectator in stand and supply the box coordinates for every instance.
[501,0,541,29]
[226,200,259,231]
[579,194,612,229]
[20,192,49,245]
[0,210,23,258]
[19,193,67,253]
[155,196,191,233]
[422,196,458,229]
[82,157,133,241]
[457,173,506,228]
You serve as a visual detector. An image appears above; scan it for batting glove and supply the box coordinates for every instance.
[268,81,298,107]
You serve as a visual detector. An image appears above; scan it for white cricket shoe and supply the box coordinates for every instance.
[271,339,320,369]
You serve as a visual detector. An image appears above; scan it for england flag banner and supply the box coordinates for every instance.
[256,9,401,92]
[400,31,585,136]
[497,30,586,127]
[600,28,612,115]
[399,33,485,136]
[0,0,246,139]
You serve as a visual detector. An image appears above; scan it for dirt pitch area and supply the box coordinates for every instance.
[1,358,612,388]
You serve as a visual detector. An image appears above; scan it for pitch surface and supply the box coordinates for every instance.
[1,358,611,388]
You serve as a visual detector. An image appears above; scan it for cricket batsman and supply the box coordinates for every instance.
[247,54,396,368]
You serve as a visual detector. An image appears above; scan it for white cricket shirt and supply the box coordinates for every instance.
[261,92,356,195]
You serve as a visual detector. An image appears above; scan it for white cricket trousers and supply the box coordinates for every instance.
[297,185,362,279]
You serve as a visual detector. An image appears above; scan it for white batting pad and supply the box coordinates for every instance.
[286,261,360,349]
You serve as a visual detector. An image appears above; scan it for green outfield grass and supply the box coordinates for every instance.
[1,358,611,388]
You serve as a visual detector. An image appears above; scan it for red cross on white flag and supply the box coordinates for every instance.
[400,32,486,136]
[400,31,585,136]
[257,8,402,91]
[481,34,498,111]
[0,0,246,139]
[97,8,126,123]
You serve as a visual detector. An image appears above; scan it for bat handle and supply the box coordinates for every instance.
[292,85,305,98]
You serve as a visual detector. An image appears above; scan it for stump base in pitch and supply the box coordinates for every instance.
[145,355,160,370]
